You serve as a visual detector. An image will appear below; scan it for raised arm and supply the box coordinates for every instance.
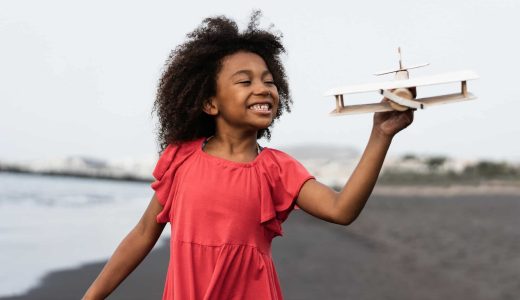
[82,194,166,300]
[296,101,414,225]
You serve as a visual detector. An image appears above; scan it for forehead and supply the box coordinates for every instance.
[219,51,270,76]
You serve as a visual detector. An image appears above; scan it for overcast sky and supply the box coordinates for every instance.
[1,0,519,162]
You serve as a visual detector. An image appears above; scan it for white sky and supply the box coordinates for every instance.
[1,0,519,162]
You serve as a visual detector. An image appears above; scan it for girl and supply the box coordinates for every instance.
[83,12,413,300]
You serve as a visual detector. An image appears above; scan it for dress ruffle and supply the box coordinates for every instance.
[151,140,199,223]
[257,150,315,237]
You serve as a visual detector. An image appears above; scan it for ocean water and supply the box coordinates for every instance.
[0,172,170,297]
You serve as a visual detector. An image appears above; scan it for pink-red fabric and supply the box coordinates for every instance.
[151,138,314,300]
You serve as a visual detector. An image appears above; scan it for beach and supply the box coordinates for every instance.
[2,190,519,300]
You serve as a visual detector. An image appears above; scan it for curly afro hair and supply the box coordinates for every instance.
[153,11,291,152]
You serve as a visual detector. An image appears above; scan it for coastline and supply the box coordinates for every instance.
[373,182,520,197]
[3,193,519,300]
[0,169,152,184]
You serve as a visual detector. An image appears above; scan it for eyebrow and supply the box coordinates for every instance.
[230,69,272,79]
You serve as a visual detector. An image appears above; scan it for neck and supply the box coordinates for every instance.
[212,132,257,153]
[204,131,260,162]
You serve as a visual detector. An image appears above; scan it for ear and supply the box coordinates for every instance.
[203,98,219,116]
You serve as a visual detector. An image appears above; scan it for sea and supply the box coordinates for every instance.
[0,172,170,297]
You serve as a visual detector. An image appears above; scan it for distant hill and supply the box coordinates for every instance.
[0,155,156,182]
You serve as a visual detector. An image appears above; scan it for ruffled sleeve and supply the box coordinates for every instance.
[257,149,315,237]
[151,140,199,224]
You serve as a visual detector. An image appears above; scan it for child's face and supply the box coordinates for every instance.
[205,51,279,135]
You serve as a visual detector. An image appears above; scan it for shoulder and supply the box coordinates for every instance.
[163,138,203,153]
[160,137,205,159]
[260,147,308,172]
[153,138,204,179]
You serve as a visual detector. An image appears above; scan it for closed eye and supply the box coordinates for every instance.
[237,81,251,85]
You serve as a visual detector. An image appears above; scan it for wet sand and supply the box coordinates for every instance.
[3,193,520,300]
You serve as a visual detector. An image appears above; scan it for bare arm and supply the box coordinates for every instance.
[296,102,414,225]
[82,194,166,300]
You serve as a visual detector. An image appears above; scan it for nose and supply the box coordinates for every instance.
[252,82,274,98]
[254,89,270,98]
[252,85,270,96]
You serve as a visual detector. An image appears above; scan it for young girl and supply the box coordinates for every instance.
[83,12,413,300]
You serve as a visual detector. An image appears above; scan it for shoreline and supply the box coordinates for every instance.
[373,183,520,197]
[3,193,520,299]
[0,170,152,184]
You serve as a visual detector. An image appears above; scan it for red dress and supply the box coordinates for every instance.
[151,137,314,300]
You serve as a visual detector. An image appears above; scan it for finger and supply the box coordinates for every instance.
[403,109,414,125]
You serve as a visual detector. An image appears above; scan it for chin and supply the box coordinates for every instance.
[256,120,273,129]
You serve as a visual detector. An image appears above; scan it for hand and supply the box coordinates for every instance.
[373,98,414,138]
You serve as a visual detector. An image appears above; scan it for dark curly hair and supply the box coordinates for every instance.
[153,11,291,152]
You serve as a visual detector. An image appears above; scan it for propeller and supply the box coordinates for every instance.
[373,47,429,76]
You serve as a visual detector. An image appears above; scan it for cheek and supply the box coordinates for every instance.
[273,93,281,108]
[273,100,281,116]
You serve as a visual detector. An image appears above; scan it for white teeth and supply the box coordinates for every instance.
[250,104,270,111]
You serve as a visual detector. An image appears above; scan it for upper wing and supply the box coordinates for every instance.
[324,70,479,96]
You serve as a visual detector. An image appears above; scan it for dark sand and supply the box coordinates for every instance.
[3,194,520,300]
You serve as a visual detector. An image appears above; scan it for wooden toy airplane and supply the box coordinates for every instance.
[325,48,479,115]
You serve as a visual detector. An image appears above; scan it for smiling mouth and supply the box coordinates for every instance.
[248,103,272,112]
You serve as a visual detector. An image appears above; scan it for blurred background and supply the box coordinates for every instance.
[1,0,519,299]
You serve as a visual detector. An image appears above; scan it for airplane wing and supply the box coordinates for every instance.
[324,70,479,96]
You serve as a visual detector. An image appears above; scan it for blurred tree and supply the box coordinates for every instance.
[425,156,448,172]
[402,153,418,161]
[463,161,518,179]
